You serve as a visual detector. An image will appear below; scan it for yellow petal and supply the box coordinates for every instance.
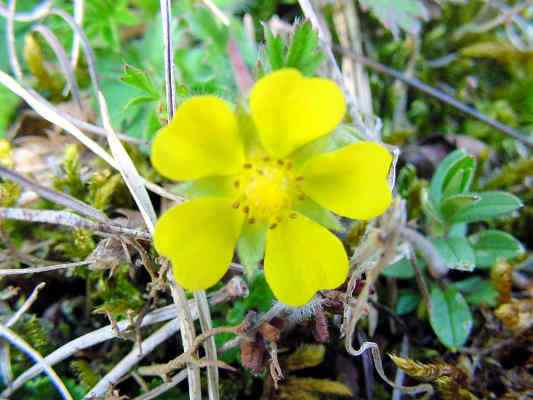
[250,69,346,158]
[301,141,393,220]
[154,197,243,290]
[151,96,244,181]
[264,213,348,306]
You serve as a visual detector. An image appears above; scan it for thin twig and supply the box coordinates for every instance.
[132,369,188,400]
[83,320,179,399]
[0,324,73,400]
[0,260,93,276]
[0,165,109,224]
[5,282,46,327]
[0,0,52,22]
[0,207,150,239]
[70,0,84,68]
[334,45,533,147]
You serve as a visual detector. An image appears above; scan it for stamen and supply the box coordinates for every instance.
[232,201,240,209]
[269,223,277,229]
[243,163,252,169]
[285,160,293,169]
[263,156,271,162]
[289,212,298,219]
[277,160,284,166]
[243,206,250,214]
[248,218,256,224]
[298,193,305,200]
[296,176,304,181]
[234,180,240,188]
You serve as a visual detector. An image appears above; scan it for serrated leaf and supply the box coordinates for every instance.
[440,193,480,223]
[429,286,473,350]
[449,191,523,224]
[470,229,524,268]
[264,25,285,70]
[359,0,429,38]
[121,64,159,98]
[286,21,324,75]
[433,237,476,271]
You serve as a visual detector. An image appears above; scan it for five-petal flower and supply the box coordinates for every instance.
[151,68,393,306]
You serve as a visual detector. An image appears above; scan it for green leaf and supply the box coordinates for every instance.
[429,286,473,350]
[120,64,159,98]
[237,223,268,280]
[395,290,420,315]
[293,197,343,232]
[433,237,476,272]
[429,149,471,208]
[442,156,476,198]
[449,191,523,224]
[452,277,499,307]
[470,229,524,268]
[286,21,324,75]
[440,193,480,223]
[264,26,285,70]
[382,257,424,279]
[0,86,20,135]
[359,0,429,37]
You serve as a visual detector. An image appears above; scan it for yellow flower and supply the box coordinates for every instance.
[151,69,392,306]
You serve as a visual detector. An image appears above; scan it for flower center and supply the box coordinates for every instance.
[233,158,303,226]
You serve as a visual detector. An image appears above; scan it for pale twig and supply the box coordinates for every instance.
[160,0,176,119]
[0,0,52,21]
[0,324,72,400]
[98,91,157,234]
[0,165,109,224]
[83,320,180,399]
[169,277,202,400]
[0,344,12,385]
[194,291,219,400]
[0,260,93,276]
[6,0,23,81]
[71,0,84,68]
[334,45,533,148]
[201,0,230,26]
[0,207,151,239]
[0,37,175,202]
[399,226,447,278]
[31,24,83,108]
[392,335,409,400]
[5,282,46,327]
[132,369,188,400]
[1,305,177,398]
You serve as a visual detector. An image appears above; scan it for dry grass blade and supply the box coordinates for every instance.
[71,0,84,68]
[0,0,52,22]
[84,320,180,399]
[97,91,157,234]
[160,0,176,119]
[0,165,109,223]
[132,369,188,400]
[5,282,46,327]
[0,207,150,239]
[0,324,73,400]
[0,260,93,276]
[31,24,82,107]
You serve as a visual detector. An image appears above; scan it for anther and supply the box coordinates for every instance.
[243,206,250,214]
[234,180,240,188]
[248,218,256,224]
[243,163,252,169]
[289,212,298,219]
[232,201,240,209]
[257,169,265,175]
[277,160,284,166]
[298,193,305,200]
[269,223,277,229]
[296,176,304,181]
[286,160,293,169]
[263,156,271,162]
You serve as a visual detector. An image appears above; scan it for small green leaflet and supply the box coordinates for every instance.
[433,237,476,272]
[470,229,524,268]
[429,286,472,350]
